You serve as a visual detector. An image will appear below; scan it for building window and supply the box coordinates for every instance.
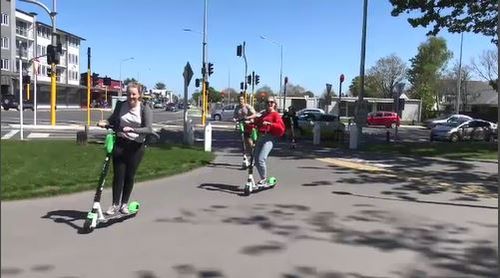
[1,37,9,49]
[1,59,10,70]
[1,13,9,26]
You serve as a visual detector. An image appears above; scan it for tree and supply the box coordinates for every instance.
[408,37,453,118]
[303,91,315,97]
[368,54,407,98]
[348,75,379,97]
[441,62,474,110]
[471,49,498,91]
[221,87,238,103]
[284,83,306,97]
[123,77,137,85]
[154,82,166,90]
[390,0,498,43]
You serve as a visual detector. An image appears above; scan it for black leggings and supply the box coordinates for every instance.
[112,137,145,205]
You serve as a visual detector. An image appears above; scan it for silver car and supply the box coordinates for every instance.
[425,114,472,129]
[430,119,496,142]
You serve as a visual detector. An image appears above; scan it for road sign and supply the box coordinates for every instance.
[183,62,194,86]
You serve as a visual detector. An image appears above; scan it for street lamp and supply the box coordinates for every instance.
[260,35,283,106]
[119,57,134,96]
[20,0,58,126]
[183,0,208,126]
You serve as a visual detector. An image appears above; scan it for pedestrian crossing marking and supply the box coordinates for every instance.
[27,133,50,138]
[1,130,19,139]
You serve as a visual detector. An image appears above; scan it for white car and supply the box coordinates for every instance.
[425,114,472,129]
[211,104,236,121]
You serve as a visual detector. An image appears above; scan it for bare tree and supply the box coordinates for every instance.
[471,49,498,91]
[368,54,407,98]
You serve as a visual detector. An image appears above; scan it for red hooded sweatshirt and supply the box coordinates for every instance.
[254,111,286,137]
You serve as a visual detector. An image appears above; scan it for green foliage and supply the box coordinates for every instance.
[390,0,498,43]
[348,75,380,97]
[154,82,166,90]
[408,37,453,119]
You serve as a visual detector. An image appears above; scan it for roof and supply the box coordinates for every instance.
[467,88,498,106]
[15,9,85,41]
[36,21,86,41]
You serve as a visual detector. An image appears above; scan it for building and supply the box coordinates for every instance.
[1,0,17,94]
[1,2,86,109]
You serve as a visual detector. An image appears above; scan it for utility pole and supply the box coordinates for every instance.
[455,32,463,114]
[87,47,91,126]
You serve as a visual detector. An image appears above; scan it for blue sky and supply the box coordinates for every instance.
[17,0,495,97]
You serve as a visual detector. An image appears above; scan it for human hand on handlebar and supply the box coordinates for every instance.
[97,120,108,128]
[122,126,134,132]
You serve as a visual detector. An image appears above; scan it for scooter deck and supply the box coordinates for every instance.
[99,211,138,224]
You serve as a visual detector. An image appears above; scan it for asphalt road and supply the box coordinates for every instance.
[1,134,497,278]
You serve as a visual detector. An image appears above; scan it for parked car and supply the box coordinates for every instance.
[424,114,473,129]
[296,112,345,136]
[1,95,34,111]
[211,104,236,121]
[153,101,165,109]
[430,119,497,142]
[366,111,400,128]
[165,103,177,112]
[297,108,325,116]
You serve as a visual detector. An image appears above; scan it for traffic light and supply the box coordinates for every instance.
[240,82,244,90]
[208,63,214,76]
[340,74,345,83]
[255,75,260,85]
[236,44,242,57]
[22,75,31,84]
[195,78,200,88]
[47,67,52,76]
[247,75,252,85]
[92,73,99,86]
[47,45,60,65]
[56,43,63,53]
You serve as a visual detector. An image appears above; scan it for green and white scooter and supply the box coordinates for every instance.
[243,129,278,196]
[83,125,140,233]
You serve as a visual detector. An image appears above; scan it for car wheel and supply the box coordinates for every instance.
[430,135,434,142]
[214,114,221,121]
[450,133,459,143]
[390,123,396,129]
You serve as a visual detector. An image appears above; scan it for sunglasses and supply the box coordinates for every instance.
[267,101,275,104]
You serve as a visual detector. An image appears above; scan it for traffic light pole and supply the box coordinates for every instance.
[50,3,57,126]
[201,0,208,126]
[87,47,91,126]
[243,42,248,101]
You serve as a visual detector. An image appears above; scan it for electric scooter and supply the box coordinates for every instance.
[236,120,250,169]
[82,125,140,233]
[242,129,278,196]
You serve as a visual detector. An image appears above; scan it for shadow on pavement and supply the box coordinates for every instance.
[42,209,137,234]
[198,183,242,196]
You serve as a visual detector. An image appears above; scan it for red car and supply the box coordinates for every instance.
[367,111,400,128]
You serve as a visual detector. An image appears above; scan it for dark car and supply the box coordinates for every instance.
[1,95,34,111]
[165,102,177,112]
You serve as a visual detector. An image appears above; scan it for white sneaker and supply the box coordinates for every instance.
[120,203,129,214]
[257,179,267,186]
[106,204,119,215]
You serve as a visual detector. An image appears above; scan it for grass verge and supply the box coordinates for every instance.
[1,141,214,200]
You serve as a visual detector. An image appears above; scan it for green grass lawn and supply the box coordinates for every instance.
[360,141,498,161]
[0,141,214,200]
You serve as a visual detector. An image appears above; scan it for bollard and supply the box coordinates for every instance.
[349,124,358,149]
[76,124,88,145]
[187,119,194,146]
[386,130,390,142]
[204,122,212,152]
[313,122,321,145]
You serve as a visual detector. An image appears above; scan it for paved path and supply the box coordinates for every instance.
[1,133,498,278]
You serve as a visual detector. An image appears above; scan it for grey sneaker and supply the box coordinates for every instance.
[120,203,130,214]
[105,204,119,215]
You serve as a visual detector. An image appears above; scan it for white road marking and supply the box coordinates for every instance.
[27,132,50,138]
[1,130,19,139]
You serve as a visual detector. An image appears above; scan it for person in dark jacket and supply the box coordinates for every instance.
[98,82,153,215]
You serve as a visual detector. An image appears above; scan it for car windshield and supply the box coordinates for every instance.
[444,121,461,127]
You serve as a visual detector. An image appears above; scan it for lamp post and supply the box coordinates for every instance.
[119,57,134,96]
[455,32,463,114]
[30,12,38,126]
[260,35,283,106]
[183,0,208,126]
[20,0,57,126]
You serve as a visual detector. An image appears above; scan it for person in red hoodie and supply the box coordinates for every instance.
[246,96,285,185]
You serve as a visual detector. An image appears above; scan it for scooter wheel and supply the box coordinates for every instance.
[243,186,250,196]
[83,218,94,233]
